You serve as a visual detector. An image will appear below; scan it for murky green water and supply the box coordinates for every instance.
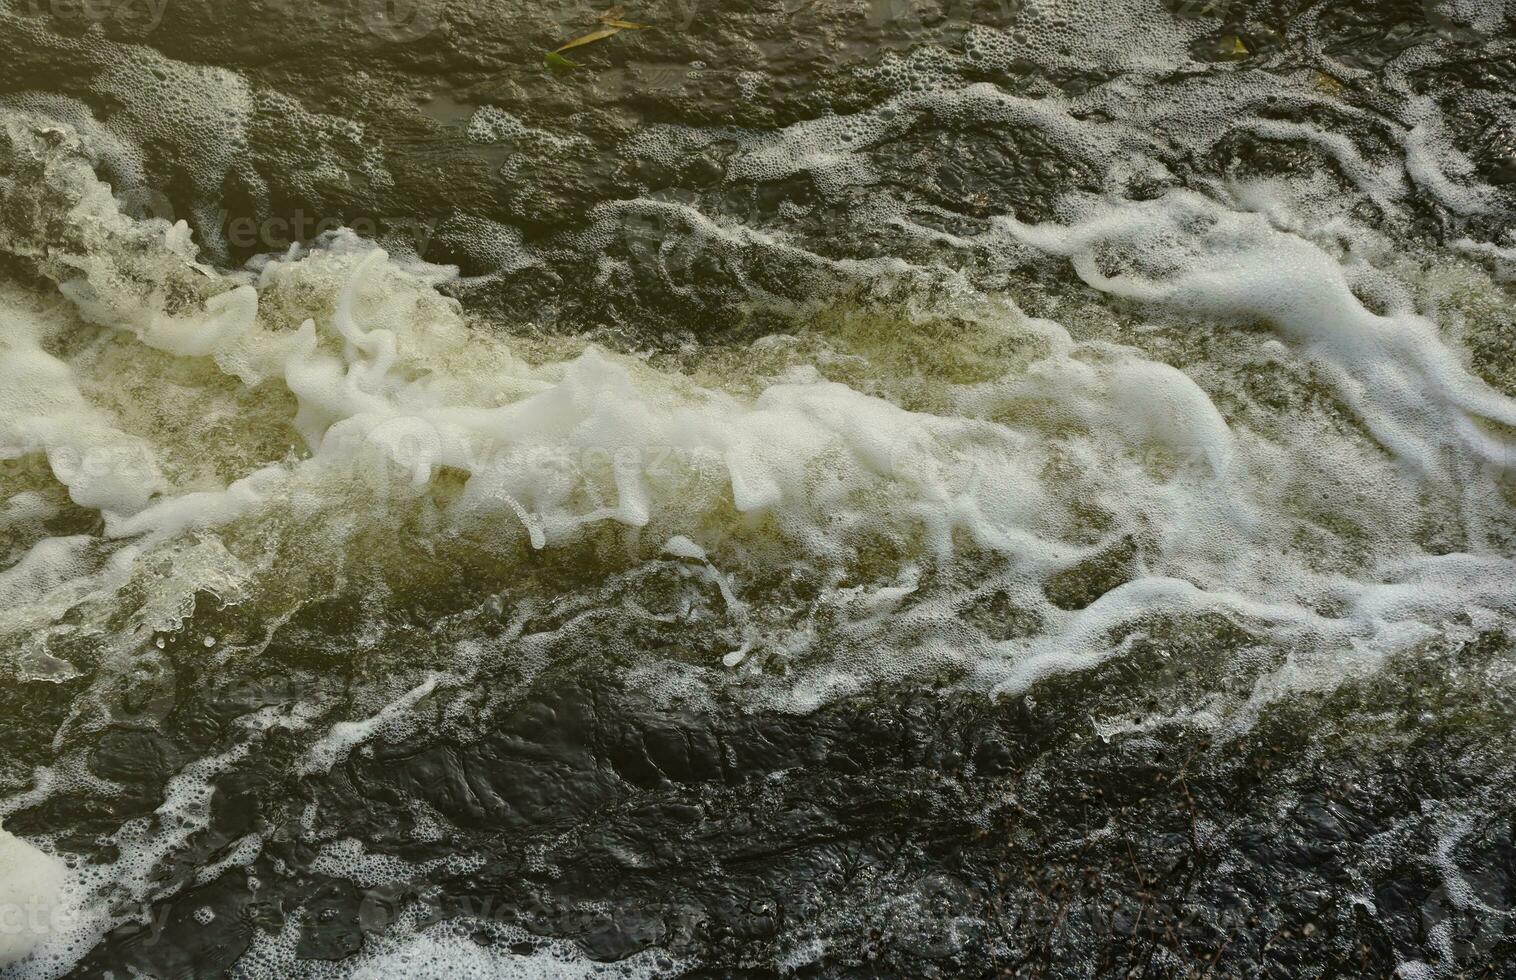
[2,0,1515,976]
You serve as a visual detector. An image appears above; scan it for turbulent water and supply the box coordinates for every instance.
[1,0,1515,976]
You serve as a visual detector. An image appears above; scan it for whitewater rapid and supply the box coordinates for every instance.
[1,0,1515,964]
[5,105,1515,697]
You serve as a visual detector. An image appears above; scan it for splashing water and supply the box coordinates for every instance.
[2,0,1516,974]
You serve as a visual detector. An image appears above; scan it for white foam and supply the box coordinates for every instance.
[0,821,67,969]
[2,105,1515,716]
[990,187,1516,479]
[300,673,446,775]
[1452,237,1516,281]
[233,910,687,980]
[1,4,1514,973]
[0,704,322,980]
[0,81,1514,977]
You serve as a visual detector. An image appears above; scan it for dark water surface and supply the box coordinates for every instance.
[2,0,1516,976]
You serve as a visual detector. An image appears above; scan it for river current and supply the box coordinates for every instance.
[1,0,1515,976]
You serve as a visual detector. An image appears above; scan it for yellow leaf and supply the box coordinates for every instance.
[603,19,649,29]
[555,26,624,53]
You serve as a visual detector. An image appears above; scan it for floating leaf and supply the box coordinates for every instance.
[544,51,583,71]
[555,26,625,54]
[546,6,650,65]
